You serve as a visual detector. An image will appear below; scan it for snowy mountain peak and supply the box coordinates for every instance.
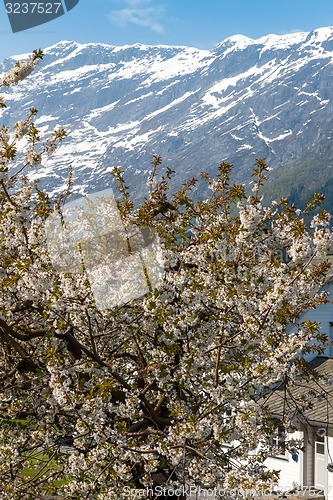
[256,31,308,50]
[213,27,333,54]
[305,26,333,43]
[215,34,253,50]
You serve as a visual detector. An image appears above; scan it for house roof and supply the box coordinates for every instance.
[264,357,333,428]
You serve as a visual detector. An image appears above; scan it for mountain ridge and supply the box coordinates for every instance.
[1,27,333,204]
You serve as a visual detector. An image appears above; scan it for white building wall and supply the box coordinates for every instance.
[265,431,304,492]
[265,429,333,499]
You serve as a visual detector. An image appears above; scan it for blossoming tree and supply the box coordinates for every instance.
[0,52,332,500]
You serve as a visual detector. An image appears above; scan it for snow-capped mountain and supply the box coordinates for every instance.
[1,27,333,201]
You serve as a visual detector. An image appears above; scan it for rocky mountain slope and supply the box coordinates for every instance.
[1,27,333,203]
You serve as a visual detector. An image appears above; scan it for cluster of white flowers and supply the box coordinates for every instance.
[24,149,41,166]
[14,120,28,140]
[0,126,10,144]
[47,364,74,409]
[1,58,39,87]
[238,201,262,230]
[44,141,57,155]
[311,211,331,228]
[288,234,312,262]
[0,126,10,179]
[313,227,332,255]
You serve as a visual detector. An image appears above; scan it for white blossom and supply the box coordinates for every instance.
[0,57,331,497]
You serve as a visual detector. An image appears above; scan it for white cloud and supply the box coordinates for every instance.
[118,0,150,6]
[109,0,165,34]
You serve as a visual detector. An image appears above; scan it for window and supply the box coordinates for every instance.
[270,425,288,460]
[315,434,325,455]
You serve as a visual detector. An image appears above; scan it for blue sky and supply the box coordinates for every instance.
[1,0,333,61]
